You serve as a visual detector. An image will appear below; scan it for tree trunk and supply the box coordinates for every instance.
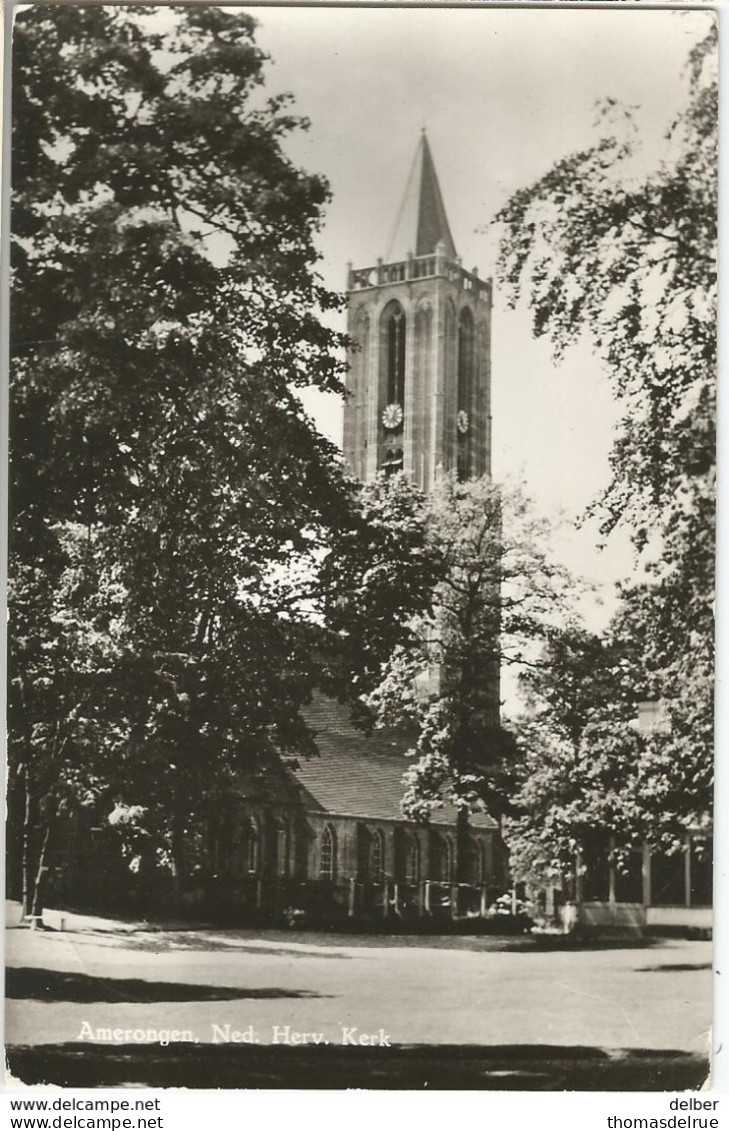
[21,767,34,919]
[170,815,188,906]
[29,818,53,927]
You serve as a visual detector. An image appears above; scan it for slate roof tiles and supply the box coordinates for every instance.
[293,696,497,830]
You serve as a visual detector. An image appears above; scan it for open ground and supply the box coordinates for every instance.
[5,912,712,1090]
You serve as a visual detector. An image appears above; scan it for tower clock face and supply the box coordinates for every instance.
[382,403,404,431]
[457,410,469,435]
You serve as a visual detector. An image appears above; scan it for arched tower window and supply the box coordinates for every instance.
[383,446,404,476]
[457,307,475,481]
[443,300,457,474]
[320,825,337,881]
[385,303,406,407]
[379,301,406,473]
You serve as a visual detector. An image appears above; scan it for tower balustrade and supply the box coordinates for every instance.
[348,252,491,299]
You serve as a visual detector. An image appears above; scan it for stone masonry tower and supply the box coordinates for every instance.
[343,132,493,492]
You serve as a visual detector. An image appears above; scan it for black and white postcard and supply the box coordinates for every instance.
[5,1,718,1102]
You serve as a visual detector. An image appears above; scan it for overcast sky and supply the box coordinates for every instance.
[244,6,712,622]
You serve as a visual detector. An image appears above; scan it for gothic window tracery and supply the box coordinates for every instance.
[379,301,406,473]
[385,303,406,408]
[320,825,337,881]
[371,829,385,881]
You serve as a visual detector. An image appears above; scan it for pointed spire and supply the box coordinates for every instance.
[385,133,457,262]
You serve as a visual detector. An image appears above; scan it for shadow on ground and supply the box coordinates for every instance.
[634,963,712,973]
[98,928,664,955]
[117,934,351,958]
[6,967,323,1004]
[5,1042,709,1091]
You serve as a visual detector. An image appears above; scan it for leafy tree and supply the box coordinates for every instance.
[506,587,713,894]
[346,473,570,887]
[602,581,713,850]
[504,622,645,889]
[9,5,357,913]
[493,23,716,857]
[494,23,716,542]
[317,471,442,717]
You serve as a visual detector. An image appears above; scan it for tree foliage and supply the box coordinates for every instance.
[9,5,357,910]
[493,24,716,875]
[494,23,716,543]
[504,622,645,886]
[506,585,714,891]
[339,474,570,876]
[317,471,441,713]
[508,564,714,891]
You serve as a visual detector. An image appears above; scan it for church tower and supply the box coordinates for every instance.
[343,132,493,492]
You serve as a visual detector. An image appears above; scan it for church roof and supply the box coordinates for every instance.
[230,697,497,831]
[292,696,497,830]
[385,132,458,262]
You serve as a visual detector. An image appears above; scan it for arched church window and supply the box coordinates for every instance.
[431,834,452,883]
[371,829,385,881]
[403,835,419,884]
[275,819,289,877]
[464,837,482,885]
[320,825,337,881]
